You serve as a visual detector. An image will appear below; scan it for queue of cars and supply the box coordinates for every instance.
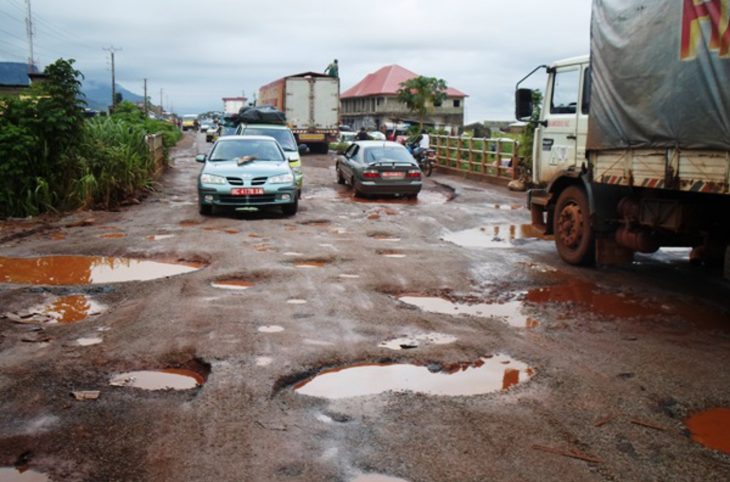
[194,112,425,217]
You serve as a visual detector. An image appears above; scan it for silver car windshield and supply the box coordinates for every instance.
[364,146,414,164]
[241,127,297,151]
[209,140,285,162]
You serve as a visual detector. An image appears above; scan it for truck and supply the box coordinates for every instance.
[222,97,247,115]
[258,72,339,154]
[516,0,730,278]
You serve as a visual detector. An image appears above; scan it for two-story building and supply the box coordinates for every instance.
[340,64,466,133]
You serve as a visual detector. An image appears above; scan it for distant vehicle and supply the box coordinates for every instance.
[336,141,422,198]
[258,72,339,154]
[196,136,299,216]
[338,131,356,145]
[199,118,215,133]
[236,123,306,192]
[368,131,386,141]
[223,97,246,115]
[181,114,198,131]
[206,125,220,143]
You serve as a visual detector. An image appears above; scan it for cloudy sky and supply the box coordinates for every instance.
[1,0,591,121]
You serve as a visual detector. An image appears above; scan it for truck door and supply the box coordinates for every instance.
[285,78,311,129]
[538,66,582,182]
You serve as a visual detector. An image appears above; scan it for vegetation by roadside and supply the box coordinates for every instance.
[0,59,181,219]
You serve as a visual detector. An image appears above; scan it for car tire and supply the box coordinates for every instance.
[553,186,595,265]
[199,204,212,215]
[336,166,345,185]
[282,200,298,216]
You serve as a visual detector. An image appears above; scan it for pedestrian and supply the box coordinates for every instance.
[325,59,339,78]
[356,127,370,141]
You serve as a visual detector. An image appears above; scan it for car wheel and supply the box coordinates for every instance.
[336,166,345,185]
[199,203,212,215]
[282,200,298,216]
[553,186,595,265]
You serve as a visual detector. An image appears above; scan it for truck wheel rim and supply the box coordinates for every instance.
[557,203,583,248]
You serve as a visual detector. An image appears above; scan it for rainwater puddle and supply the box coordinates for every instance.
[352,474,410,482]
[685,408,730,454]
[442,224,551,248]
[211,279,254,290]
[489,203,524,211]
[256,356,273,367]
[146,234,176,241]
[399,296,536,328]
[339,274,360,279]
[9,294,105,324]
[284,252,304,257]
[300,219,331,227]
[109,369,204,390]
[378,250,406,258]
[369,232,401,242]
[76,337,103,346]
[379,332,457,350]
[0,256,204,285]
[294,354,534,399]
[97,232,126,239]
[258,325,285,333]
[287,299,308,305]
[295,260,328,269]
[179,219,202,227]
[0,468,50,482]
[339,189,450,205]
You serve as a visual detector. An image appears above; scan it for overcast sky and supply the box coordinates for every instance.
[1,0,591,121]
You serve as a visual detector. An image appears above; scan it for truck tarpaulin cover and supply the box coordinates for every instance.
[238,105,286,124]
[588,0,730,151]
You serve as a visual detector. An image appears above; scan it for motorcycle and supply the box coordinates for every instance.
[407,142,435,177]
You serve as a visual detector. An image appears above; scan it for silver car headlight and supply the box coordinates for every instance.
[269,173,294,184]
[200,173,226,185]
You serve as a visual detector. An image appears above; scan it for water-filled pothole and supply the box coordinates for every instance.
[259,325,285,333]
[294,354,533,399]
[442,224,551,248]
[146,234,176,241]
[294,259,330,269]
[379,332,457,351]
[211,279,254,290]
[368,232,401,242]
[0,256,204,285]
[489,203,524,211]
[0,467,49,482]
[5,294,105,324]
[76,336,103,346]
[97,232,126,239]
[377,250,406,258]
[109,369,204,390]
[339,274,360,279]
[399,296,535,328]
[685,408,730,454]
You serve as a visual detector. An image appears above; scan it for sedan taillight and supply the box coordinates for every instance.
[407,170,421,179]
[363,170,380,179]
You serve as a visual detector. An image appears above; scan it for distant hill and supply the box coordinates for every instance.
[82,79,144,111]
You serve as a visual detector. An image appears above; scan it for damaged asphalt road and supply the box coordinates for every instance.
[0,132,729,481]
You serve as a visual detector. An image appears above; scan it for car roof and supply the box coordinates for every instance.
[239,124,290,131]
[353,140,405,147]
[216,135,279,142]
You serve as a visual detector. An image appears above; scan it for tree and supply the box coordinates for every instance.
[396,76,448,130]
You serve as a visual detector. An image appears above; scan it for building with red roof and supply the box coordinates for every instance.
[340,64,466,133]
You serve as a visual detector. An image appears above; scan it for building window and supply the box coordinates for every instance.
[453,99,461,108]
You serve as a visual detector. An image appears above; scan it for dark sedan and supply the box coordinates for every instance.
[335,141,422,198]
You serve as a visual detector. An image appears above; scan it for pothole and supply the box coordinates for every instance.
[179,219,202,227]
[299,219,332,227]
[368,232,401,242]
[146,234,176,241]
[489,203,524,211]
[377,250,406,258]
[339,274,360,279]
[398,296,536,328]
[294,258,330,269]
[685,408,730,454]
[379,332,457,351]
[211,279,254,290]
[97,232,126,239]
[442,224,552,248]
[76,337,103,346]
[4,294,105,324]
[287,299,308,305]
[0,467,50,482]
[109,368,204,391]
[293,354,534,399]
[258,325,285,333]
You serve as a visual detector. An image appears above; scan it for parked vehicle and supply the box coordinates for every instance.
[236,123,306,192]
[181,114,198,131]
[516,0,730,276]
[258,72,339,154]
[196,136,299,216]
[336,141,422,198]
[206,125,220,143]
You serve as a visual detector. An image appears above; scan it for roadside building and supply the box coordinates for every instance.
[0,62,44,97]
[340,64,466,132]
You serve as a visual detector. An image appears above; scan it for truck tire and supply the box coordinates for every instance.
[553,185,595,265]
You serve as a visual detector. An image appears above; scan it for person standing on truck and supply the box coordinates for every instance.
[325,59,339,78]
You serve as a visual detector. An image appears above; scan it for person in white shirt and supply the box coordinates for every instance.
[413,129,430,159]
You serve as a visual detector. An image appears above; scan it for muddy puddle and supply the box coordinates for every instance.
[146,234,176,241]
[211,279,254,290]
[685,408,730,454]
[287,299,308,305]
[377,250,406,258]
[489,203,525,211]
[110,368,204,390]
[0,256,204,285]
[294,354,533,399]
[352,474,410,482]
[76,336,103,346]
[294,259,330,269]
[0,468,50,482]
[258,325,285,333]
[368,232,401,242]
[5,294,105,324]
[339,274,360,279]
[97,232,126,239]
[442,224,551,248]
[399,296,536,328]
[337,188,451,205]
[379,332,457,350]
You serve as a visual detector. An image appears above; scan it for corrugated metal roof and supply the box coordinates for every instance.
[0,62,37,87]
[341,64,465,99]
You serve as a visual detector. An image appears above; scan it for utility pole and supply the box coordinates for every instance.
[25,0,35,72]
[159,88,163,114]
[143,78,148,117]
[103,46,121,112]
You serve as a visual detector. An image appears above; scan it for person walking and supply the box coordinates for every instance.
[356,127,370,141]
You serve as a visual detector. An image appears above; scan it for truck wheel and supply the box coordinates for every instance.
[553,186,595,265]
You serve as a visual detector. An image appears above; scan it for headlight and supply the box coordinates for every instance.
[200,173,226,185]
[269,173,294,184]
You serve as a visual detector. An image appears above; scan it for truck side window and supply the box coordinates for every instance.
[581,67,591,115]
[550,68,580,115]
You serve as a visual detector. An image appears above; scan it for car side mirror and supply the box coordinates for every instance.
[195,154,206,163]
[298,144,308,154]
[515,88,534,121]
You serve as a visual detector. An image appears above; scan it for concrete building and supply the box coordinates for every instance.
[340,65,466,132]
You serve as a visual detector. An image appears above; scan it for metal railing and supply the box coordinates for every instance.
[432,135,520,180]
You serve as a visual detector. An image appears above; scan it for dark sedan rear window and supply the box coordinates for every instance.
[364,146,413,163]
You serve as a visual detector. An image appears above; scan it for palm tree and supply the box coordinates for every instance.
[396,76,448,130]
